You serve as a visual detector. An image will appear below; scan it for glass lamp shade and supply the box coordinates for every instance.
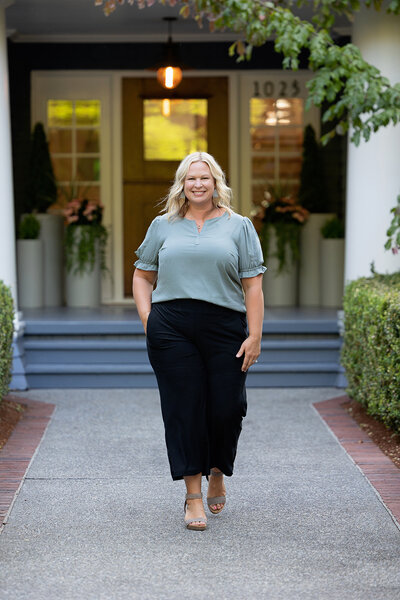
[156,66,183,90]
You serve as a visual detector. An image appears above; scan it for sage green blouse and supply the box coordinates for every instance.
[134,211,266,313]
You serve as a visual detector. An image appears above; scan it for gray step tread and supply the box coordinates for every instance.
[24,319,339,336]
[24,339,341,350]
[25,361,340,374]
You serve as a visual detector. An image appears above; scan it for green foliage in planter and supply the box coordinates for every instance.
[17,214,41,240]
[261,222,301,275]
[65,224,108,276]
[321,216,345,239]
[298,125,326,214]
[341,273,400,434]
[0,281,14,402]
[258,184,309,274]
[25,123,57,214]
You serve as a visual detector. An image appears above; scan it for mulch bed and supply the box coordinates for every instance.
[0,399,26,450]
[342,399,400,470]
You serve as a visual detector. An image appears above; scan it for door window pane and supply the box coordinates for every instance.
[75,101,101,126]
[76,157,100,182]
[48,100,73,127]
[47,99,102,208]
[76,129,100,153]
[250,97,304,204]
[52,157,73,181]
[48,129,72,153]
[252,156,275,179]
[143,99,208,161]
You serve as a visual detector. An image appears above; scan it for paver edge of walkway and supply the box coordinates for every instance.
[0,395,55,534]
[313,395,400,531]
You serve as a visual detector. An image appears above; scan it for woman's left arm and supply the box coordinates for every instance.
[236,274,264,372]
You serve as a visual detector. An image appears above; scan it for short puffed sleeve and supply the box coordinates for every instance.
[238,217,267,279]
[134,217,162,271]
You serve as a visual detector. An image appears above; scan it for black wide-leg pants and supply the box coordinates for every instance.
[146,299,248,481]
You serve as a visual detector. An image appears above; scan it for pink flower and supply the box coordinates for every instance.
[69,200,81,209]
[83,203,97,216]
[293,212,306,223]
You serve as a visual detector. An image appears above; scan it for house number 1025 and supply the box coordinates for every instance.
[253,80,301,98]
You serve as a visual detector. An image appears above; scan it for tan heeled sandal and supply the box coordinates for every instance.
[184,493,207,531]
[206,469,226,515]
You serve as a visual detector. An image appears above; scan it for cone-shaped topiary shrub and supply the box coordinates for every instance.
[25,122,57,214]
[298,124,326,213]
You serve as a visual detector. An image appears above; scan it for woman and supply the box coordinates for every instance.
[132,152,266,531]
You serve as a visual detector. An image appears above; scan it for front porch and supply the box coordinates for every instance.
[12,306,345,389]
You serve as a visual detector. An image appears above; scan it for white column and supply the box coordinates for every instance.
[0,4,18,307]
[345,5,400,281]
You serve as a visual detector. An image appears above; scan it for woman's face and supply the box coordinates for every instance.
[183,161,215,208]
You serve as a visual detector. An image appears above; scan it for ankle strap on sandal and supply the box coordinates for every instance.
[185,493,202,500]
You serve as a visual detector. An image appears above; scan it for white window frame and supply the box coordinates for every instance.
[31,72,113,302]
[239,71,320,218]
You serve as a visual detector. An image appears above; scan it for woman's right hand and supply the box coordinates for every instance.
[132,268,157,335]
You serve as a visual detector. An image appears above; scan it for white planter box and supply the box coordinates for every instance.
[17,239,44,308]
[65,227,101,307]
[65,266,101,308]
[37,213,64,307]
[262,227,298,307]
[320,239,345,308]
[299,213,334,307]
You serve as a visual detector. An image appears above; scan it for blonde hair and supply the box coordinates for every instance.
[161,152,234,219]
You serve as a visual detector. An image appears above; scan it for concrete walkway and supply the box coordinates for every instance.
[1,388,399,600]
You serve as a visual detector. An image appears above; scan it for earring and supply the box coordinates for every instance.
[179,191,185,200]
[213,189,219,199]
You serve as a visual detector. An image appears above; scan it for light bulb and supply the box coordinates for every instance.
[157,66,182,90]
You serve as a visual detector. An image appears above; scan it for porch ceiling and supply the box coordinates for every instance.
[5,0,231,42]
[5,0,351,43]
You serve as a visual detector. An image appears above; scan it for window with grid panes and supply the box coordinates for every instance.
[250,97,303,206]
[47,100,101,203]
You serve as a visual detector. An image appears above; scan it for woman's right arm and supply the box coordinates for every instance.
[132,268,158,334]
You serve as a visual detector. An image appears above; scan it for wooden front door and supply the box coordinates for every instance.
[122,77,229,296]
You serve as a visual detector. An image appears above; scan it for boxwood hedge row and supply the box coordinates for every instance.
[341,272,400,433]
[0,281,14,402]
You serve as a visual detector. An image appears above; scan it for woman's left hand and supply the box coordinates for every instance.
[236,335,261,372]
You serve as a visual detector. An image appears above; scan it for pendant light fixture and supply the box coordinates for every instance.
[156,17,183,90]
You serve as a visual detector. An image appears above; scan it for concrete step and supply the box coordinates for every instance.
[24,360,342,388]
[23,317,339,336]
[24,338,341,365]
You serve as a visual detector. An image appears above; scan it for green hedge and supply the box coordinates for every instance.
[341,272,400,433]
[0,281,14,402]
